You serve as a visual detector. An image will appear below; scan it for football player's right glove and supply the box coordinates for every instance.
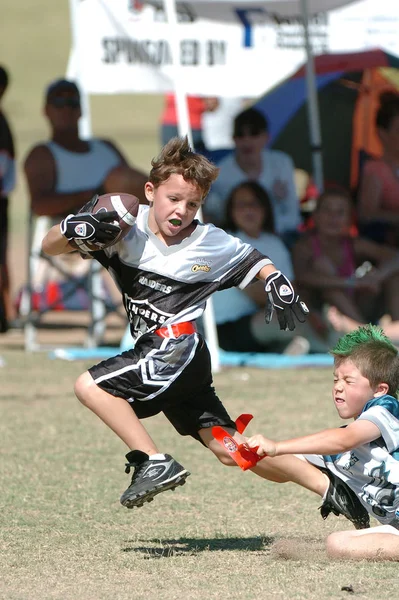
[264,270,309,331]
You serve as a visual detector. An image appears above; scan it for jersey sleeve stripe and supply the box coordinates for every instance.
[358,406,399,453]
[238,259,272,290]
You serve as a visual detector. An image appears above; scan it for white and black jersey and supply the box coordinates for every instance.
[306,395,399,528]
[94,205,272,340]
[88,205,272,440]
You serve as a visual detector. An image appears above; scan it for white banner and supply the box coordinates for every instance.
[71,0,399,97]
[328,0,399,54]
[73,0,308,96]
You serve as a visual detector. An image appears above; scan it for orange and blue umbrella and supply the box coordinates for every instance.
[254,48,399,191]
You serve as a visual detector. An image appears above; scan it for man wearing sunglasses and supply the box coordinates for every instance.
[24,78,147,220]
[204,107,301,248]
[21,78,148,324]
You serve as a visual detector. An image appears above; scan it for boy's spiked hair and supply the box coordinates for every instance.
[149,136,219,200]
[331,325,399,397]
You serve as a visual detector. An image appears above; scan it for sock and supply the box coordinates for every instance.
[149,453,166,461]
[322,477,330,500]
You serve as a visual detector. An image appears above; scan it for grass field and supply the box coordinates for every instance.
[1,350,399,600]
[2,3,399,598]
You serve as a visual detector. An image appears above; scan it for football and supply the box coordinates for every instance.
[68,192,140,252]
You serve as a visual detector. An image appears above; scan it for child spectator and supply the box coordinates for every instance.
[213,181,325,354]
[292,188,399,327]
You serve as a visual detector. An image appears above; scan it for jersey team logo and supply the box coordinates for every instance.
[74,223,87,237]
[191,263,211,273]
[279,284,292,296]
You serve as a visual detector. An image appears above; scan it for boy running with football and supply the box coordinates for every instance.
[42,137,328,513]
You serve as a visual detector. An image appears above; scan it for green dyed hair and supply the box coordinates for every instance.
[331,325,399,397]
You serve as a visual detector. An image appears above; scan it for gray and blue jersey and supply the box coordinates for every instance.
[313,395,399,527]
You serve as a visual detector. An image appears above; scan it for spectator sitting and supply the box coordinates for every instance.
[212,181,326,354]
[0,65,16,333]
[204,107,301,247]
[357,91,399,246]
[292,188,399,330]
[24,78,148,220]
[22,78,148,315]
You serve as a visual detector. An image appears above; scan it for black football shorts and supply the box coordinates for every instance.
[89,331,236,442]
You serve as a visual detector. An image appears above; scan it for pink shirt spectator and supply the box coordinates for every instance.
[362,159,399,212]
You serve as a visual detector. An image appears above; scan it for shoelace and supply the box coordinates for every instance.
[125,460,145,476]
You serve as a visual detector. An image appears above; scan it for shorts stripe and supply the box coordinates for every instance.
[93,333,200,402]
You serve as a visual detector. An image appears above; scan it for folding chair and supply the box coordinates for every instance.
[19,212,125,351]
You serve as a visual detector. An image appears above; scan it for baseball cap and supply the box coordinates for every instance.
[45,78,80,103]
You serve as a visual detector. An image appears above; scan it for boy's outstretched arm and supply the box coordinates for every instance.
[246,419,381,457]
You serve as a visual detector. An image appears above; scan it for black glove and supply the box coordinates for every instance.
[264,270,309,331]
[77,193,101,214]
[60,211,120,247]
